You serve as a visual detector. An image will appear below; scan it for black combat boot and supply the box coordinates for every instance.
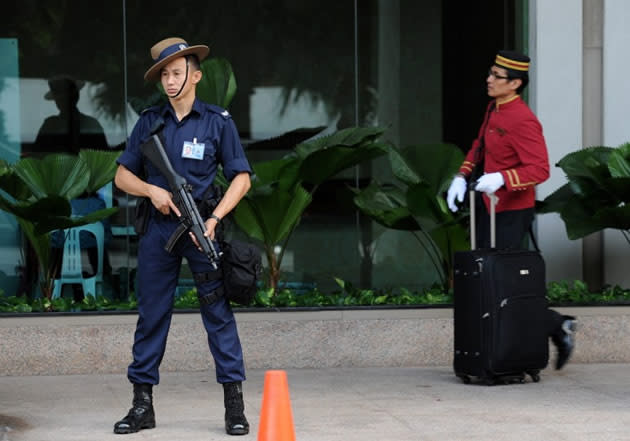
[113,383,156,434]
[223,381,249,435]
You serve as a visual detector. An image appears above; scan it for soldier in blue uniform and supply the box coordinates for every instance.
[113,37,252,436]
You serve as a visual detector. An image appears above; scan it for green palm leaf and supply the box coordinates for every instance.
[196,57,237,108]
[407,182,446,232]
[393,143,464,194]
[608,143,630,178]
[299,142,389,187]
[352,181,418,230]
[540,143,630,240]
[251,157,301,190]
[234,185,312,245]
[295,126,385,158]
[79,149,121,192]
[1,195,71,221]
[231,200,265,242]
[13,154,90,200]
[295,127,389,186]
[556,146,613,187]
[0,159,30,200]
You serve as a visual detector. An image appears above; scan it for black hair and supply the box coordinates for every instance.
[509,71,529,94]
[186,54,201,71]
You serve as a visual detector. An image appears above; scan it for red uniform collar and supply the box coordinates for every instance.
[494,94,520,111]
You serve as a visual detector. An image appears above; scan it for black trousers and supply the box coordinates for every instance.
[475,193,566,337]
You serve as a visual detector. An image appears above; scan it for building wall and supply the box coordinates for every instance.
[530,0,584,283]
[532,0,630,288]
[602,0,630,287]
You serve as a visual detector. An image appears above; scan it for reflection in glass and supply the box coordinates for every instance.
[0,0,525,301]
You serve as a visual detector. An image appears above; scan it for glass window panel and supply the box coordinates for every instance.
[125,0,359,293]
[1,1,125,299]
[0,0,526,302]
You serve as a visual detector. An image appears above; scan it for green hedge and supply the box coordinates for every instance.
[1,280,629,313]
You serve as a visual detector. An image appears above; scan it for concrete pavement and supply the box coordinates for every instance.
[1,364,629,441]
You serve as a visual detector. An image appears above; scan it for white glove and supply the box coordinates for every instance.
[475,172,504,194]
[446,176,467,212]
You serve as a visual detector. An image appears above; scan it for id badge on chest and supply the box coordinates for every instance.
[182,137,205,160]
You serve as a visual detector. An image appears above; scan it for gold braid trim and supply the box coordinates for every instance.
[505,169,536,189]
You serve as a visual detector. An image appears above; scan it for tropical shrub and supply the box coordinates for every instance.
[221,127,390,290]
[537,143,630,242]
[0,150,120,304]
[352,143,469,290]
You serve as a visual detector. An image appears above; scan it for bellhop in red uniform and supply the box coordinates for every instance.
[459,95,550,213]
[445,50,577,371]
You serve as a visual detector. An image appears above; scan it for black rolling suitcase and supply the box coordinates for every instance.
[453,190,549,385]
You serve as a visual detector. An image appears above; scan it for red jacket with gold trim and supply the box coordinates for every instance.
[458,96,549,213]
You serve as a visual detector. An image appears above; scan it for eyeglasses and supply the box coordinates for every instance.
[487,69,510,80]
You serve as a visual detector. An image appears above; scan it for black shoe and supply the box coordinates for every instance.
[553,317,576,370]
[114,383,156,434]
[224,381,249,436]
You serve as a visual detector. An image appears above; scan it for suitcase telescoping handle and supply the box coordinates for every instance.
[469,188,498,250]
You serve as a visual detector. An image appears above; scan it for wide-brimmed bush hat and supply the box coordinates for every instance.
[144,37,209,82]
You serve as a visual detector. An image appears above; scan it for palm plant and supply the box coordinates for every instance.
[160,57,391,290]
[196,57,237,109]
[537,143,630,242]
[221,127,390,290]
[352,143,469,290]
[0,150,120,303]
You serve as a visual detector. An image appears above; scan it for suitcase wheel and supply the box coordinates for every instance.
[456,374,471,384]
[493,373,525,385]
[526,370,541,383]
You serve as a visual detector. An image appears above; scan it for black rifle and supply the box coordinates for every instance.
[140,120,221,270]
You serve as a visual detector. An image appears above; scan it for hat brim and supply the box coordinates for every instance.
[144,45,210,82]
[44,79,86,100]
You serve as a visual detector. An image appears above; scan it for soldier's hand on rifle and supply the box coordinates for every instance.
[148,185,181,217]
[189,217,218,250]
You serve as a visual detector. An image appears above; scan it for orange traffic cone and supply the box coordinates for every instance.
[257,370,296,441]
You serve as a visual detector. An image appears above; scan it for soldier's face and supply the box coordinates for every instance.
[161,58,188,95]
[161,57,200,99]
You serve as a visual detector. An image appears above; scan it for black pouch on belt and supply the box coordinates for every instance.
[133,197,151,235]
[221,239,263,306]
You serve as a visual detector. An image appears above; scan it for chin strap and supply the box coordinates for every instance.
[167,58,190,99]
